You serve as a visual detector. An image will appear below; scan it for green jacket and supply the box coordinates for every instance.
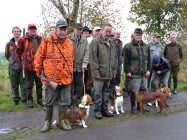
[164,42,183,67]
[89,34,117,80]
[68,33,89,72]
[124,39,151,75]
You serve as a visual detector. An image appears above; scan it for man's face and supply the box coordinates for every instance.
[170,35,177,43]
[92,29,101,38]
[28,27,37,36]
[113,31,121,40]
[74,28,82,37]
[153,36,161,43]
[134,33,143,42]
[102,26,112,39]
[12,28,21,38]
[83,30,90,38]
[56,27,68,39]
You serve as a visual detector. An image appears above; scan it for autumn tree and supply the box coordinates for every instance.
[39,0,124,36]
[128,0,184,42]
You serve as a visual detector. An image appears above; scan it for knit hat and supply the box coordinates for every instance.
[134,28,143,34]
[152,55,160,64]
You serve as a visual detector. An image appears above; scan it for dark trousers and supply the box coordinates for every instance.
[168,65,180,89]
[25,71,42,101]
[9,70,27,102]
[71,72,83,100]
[114,67,121,86]
[94,79,111,112]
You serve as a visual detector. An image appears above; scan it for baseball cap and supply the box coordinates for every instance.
[56,20,68,28]
[154,33,161,37]
[75,23,83,29]
[93,26,101,31]
[28,24,37,29]
[134,28,143,34]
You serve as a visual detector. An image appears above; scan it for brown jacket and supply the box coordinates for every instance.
[164,42,183,67]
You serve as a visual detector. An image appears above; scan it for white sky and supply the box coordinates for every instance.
[0,0,138,52]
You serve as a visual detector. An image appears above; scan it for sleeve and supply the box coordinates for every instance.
[161,58,171,74]
[89,39,100,78]
[147,46,151,71]
[34,39,47,76]
[16,38,24,62]
[5,42,10,60]
[179,44,183,62]
[124,44,131,74]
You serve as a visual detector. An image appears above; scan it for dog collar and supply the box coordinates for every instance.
[116,95,122,97]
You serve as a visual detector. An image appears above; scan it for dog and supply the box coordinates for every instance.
[65,107,89,128]
[64,94,93,128]
[108,86,124,114]
[132,87,171,116]
[155,87,172,107]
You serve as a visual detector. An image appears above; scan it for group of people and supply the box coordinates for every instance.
[5,19,183,132]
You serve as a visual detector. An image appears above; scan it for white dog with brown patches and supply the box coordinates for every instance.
[108,86,124,114]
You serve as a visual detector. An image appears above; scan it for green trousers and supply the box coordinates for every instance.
[8,70,27,102]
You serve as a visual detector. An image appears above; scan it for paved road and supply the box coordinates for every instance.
[19,111,187,140]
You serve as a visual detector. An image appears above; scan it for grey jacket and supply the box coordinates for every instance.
[148,41,164,68]
[89,34,117,80]
[68,33,89,72]
[148,41,163,58]
[5,37,22,70]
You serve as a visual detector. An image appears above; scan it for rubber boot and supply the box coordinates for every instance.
[41,106,53,133]
[58,106,72,131]
[173,80,178,94]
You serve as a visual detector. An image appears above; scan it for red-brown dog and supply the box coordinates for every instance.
[132,87,171,116]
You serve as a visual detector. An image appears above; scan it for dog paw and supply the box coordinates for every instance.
[83,125,88,128]
[121,110,124,113]
[116,112,120,115]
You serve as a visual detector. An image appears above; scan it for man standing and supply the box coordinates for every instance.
[124,28,151,113]
[89,23,116,119]
[17,24,43,108]
[5,26,27,105]
[82,26,92,38]
[87,26,101,45]
[112,30,123,86]
[148,33,164,90]
[68,23,89,105]
[164,32,183,94]
[34,20,74,132]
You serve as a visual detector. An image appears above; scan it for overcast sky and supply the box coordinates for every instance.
[0,0,138,52]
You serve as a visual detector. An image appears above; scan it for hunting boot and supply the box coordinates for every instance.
[58,106,72,131]
[173,80,178,94]
[130,93,137,114]
[41,106,53,133]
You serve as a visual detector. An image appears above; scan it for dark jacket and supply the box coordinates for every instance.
[89,34,117,80]
[164,42,183,67]
[5,37,22,70]
[16,33,42,71]
[124,39,151,75]
[152,57,170,74]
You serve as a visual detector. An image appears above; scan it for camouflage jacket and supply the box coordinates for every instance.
[16,33,42,71]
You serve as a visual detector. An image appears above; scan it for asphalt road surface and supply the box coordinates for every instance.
[19,111,187,140]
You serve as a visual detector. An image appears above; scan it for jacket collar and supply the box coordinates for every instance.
[24,33,41,39]
[69,33,86,44]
